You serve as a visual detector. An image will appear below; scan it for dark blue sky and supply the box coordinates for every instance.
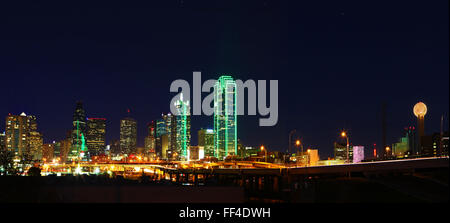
[0,0,448,158]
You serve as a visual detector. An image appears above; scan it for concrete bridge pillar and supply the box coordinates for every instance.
[273,176,280,193]
[185,173,189,183]
[194,174,198,186]
[176,173,180,183]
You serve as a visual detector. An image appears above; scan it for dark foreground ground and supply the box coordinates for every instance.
[0,169,447,203]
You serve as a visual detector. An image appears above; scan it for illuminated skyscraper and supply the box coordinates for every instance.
[27,115,43,160]
[155,113,175,159]
[0,132,5,148]
[145,121,156,155]
[198,128,214,157]
[42,143,54,161]
[5,113,29,157]
[214,75,237,160]
[120,117,137,155]
[86,118,106,156]
[109,139,120,156]
[174,94,191,161]
[28,131,43,160]
[69,102,88,161]
[5,112,42,160]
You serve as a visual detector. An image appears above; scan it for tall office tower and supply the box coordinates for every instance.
[169,114,178,157]
[174,94,191,161]
[59,138,71,163]
[0,132,5,148]
[120,116,137,155]
[42,143,54,161]
[155,113,176,159]
[69,101,88,161]
[214,76,237,160]
[86,118,106,156]
[161,134,169,159]
[155,118,165,158]
[27,115,43,160]
[198,128,214,157]
[28,131,43,160]
[144,121,156,154]
[53,141,61,161]
[5,112,32,158]
[109,139,120,156]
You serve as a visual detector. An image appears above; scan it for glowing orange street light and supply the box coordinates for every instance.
[261,145,267,162]
[295,140,300,146]
[340,131,350,163]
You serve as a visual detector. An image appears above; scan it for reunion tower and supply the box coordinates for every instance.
[413,102,427,152]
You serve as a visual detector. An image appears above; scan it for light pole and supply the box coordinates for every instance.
[261,145,267,163]
[295,139,304,165]
[341,131,350,163]
[307,149,311,166]
[385,146,391,158]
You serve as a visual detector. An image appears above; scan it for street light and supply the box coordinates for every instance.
[385,146,390,157]
[261,145,267,162]
[295,139,304,165]
[340,131,350,163]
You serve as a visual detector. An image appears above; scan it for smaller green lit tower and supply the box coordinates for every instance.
[174,93,191,161]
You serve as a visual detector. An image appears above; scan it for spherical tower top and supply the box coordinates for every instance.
[413,102,427,117]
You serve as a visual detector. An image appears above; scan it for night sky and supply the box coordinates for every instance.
[1,0,448,158]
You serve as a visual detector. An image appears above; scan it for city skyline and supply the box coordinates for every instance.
[0,1,448,159]
[0,0,448,206]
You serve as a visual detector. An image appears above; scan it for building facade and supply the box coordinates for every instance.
[174,95,191,161]
[144,121,156,155]
[198,129,214,157]
[334,142,353,162]
[214,75,237,160]
[0,132,5,148]
[352,146,364,163]
[5,113,29,157]
[42,143,54,162]
[69,102,88,161]
[155,114,175,159]
[120,117,137,155]
[86,118,106,157]
[5,112,43,160]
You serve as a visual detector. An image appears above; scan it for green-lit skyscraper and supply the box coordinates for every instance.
[69,102,88,161]
[214,75,237,160]
[174,94,190,161]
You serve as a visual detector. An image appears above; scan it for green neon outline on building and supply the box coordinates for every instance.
[175,94,190,160]
[214,75,237,160]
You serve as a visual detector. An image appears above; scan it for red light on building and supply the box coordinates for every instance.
[88,118,106,120]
